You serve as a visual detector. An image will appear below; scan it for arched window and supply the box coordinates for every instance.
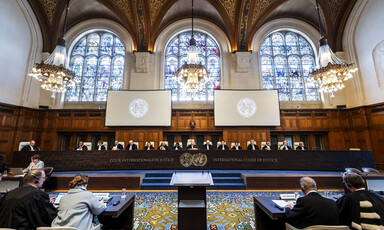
[164,32,221,101]
[65,32,125,102]
[260,31,319,101]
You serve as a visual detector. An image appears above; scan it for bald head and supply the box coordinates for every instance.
[300,177,317,192]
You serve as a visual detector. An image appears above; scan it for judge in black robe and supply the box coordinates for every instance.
[218,141,229,150]
[75,141,88,151]
[111,140,123,150]
[0,170,57,230]
[173,142,182,150]
[21,140,38,151]
[143,142,154,150]
[247,140,260,150]
[125,140,138,150]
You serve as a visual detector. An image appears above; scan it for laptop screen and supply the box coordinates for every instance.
[366,179,384,192]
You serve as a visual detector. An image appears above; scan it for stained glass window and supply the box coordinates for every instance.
[65,32,125,102]
[260,31,319,101]
[164,32,221,101]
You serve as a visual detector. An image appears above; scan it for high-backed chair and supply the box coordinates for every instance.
[159,141,169,146]
[285,223,350,230]
[37,227,80,230]
[119,141,125,149]
[261,141,266,148]
[362,167,380,173]
[345,168,362,174]
[187,139,195,146]
[18,141,30,151]
[231,142,240,148]
[278,142,283,149]
[293,142,300,149]
[44,167,54,181]
[83,142,92,150]
[174,142,183,148]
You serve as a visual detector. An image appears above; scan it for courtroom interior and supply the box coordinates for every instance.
[1,0,384,229]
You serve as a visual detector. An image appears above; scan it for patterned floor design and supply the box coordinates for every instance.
[131,190,343,230]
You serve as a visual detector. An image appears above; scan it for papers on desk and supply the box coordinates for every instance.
[94,192,112,203]
[272,200,296,210]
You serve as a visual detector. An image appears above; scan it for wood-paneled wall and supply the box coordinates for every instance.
[1,102,383,168]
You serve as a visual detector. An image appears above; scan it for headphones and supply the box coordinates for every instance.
[28,173,40,184]
[343,172,352,188]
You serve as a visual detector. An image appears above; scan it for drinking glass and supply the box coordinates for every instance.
[121,188,126,199]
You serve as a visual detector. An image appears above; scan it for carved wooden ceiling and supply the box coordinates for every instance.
[28,0,356,52]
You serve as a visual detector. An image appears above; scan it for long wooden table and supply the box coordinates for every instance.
[10,150,375,171]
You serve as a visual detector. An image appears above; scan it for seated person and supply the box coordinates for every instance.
[279,140,292,150]
[143,142,154,150]
[96,140,105,150]
[247,139,260,150]
[186,140,198,150]
[111,140,123,150]
[52,174,107,230]
[76,141,88,151]
[203,140,213,150]
[21,140,38,151]
[285,177,339,229]
[337,172,384,229]
[173,142,182,150]
[296,142,306,150]
[218,141,229,150]
[23,154,44,174]
[262,141,272,150]
[231,142,242,150]
[0,169,57,229]
[125,140,138,150]
[157,141,168,150]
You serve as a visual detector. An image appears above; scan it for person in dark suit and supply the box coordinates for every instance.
[262,141,272,150]
[337,172,384,229]
[143,142,154,150]
[96,140,106,150]
[247,139,260,150]
[231,142,242,150]
[111,140,123,150]
[21,140,38,151]
[157,141,168,150]
[203,140,213,150]
[285,177,339,229]
[0,169,57,229]
[76,141,88,151]
[186,140,198,150]
[125,140,138,150]
[218,141,229,150]
[280,140,292,150]
[173,142,182,150]
[296,142,306,150]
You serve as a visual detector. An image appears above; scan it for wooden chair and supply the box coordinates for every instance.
[44,167,54,181]
[285,223,350,230]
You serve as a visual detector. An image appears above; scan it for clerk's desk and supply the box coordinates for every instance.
[254,195,342,230]
[99,194,135,230]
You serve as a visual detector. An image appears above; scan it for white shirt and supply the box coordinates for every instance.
[128,145,132,150]
[98,145,102,150]
[252,145,255,150]
[30,145,35,151]
[206,145,210,150]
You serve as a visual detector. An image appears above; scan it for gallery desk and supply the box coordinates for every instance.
[11,150,375,171]
[99,194,135,230]
[253,196,287,230]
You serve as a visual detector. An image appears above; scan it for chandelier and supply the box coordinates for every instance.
[309,0,358,97]
[30,0,76,93]
[175,0,208,94]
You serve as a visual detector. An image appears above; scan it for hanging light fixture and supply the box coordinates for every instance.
[175,0,208,95]
[309,0,358,97]
[30,0,77,93]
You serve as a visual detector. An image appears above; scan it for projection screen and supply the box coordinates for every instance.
[105,90,172,126]
[214,90,280,126]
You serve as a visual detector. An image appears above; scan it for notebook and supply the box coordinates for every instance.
[10,168,24,176]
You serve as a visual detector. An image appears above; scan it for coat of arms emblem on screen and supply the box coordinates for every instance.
[237,97,257,118]
[129,98,149,118]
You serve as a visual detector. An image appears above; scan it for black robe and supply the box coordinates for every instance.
[0,185,57,230]
[337,189,384,229]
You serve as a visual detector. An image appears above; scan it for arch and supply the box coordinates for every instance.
[59,19,134,105]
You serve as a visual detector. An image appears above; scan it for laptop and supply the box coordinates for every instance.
[9,168,24,176]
